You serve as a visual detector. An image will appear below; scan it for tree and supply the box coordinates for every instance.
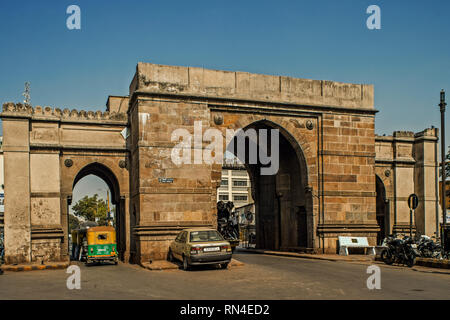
[72,194,108,225]
[440,147,450,180]
[68,214,80,231]
[446,147,450,179]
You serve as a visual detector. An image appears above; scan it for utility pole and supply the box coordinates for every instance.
[22,82,30,105]
[439,90,447,244]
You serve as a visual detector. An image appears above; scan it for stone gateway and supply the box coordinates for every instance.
[0,63,439,264]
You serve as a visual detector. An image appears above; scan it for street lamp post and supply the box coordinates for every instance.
[439,90,447,239]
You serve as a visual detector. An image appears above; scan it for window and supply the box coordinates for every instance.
[219,194,229,201]
[234,195,247,201]
[179,231,188,243]
[98,234,107,240]
[221,179,228,186]
[189,230,223,242]
[233,180,247,187]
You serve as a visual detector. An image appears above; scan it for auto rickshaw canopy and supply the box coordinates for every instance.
[86,226,116,245]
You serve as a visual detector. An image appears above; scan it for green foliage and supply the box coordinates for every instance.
[441,147,450,179]
[446,148,450,178]
[68,214,80,231]
[71,194,109,225]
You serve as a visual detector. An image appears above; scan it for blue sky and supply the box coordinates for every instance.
[1,0,449,201]
[71,175,115,218]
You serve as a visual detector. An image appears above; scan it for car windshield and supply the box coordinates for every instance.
[190,230,223,242]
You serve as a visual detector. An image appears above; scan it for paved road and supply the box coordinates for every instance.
[0,251,449,299]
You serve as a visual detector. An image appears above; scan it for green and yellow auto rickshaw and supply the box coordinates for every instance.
[85,226,118,265]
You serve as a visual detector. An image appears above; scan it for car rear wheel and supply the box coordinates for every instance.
[168,249,174,262]
[182,255,190,271]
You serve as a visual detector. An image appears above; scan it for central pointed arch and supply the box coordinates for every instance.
[225,119,313,251]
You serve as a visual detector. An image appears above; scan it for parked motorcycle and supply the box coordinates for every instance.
[381,234,416,267]
[0,231,4,275]
[218,218,239,240]
[0,232,4,264]
[417,235,442,259]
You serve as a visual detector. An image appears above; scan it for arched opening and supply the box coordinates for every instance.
[222,120,312,251]
[70,163,126,261]
[376,175,389,244]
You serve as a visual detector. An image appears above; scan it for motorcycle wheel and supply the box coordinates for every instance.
[406,256,416,268]
[381,249,394,265]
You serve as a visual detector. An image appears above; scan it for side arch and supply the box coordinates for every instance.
[73,162,121,205]
[375,174,389,244]
[62,158,130,262]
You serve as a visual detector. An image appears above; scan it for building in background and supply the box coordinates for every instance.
[235,203,255,225]
[234,202,255,247]
[217,158,253,208]
[375,129,440,241]
[439,180,450,223]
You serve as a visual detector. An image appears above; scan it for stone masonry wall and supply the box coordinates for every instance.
[129,62,377,258]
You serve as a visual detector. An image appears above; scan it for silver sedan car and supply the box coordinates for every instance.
[168,228,232,270]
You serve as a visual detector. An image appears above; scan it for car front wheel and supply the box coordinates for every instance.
[183,255,190,271]
[220,262,229,269]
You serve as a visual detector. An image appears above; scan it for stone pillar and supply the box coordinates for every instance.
[392,131,416,234]
[2,106,31,264]
[129,96,214,262]
[413,128,439,236]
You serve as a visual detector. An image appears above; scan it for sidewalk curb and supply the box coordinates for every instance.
[140,258,244,271]
[0,262,69,272]
[415,258,450,269]
[140,261,179,271]
[374,256,450,269]
[240,248,374,263]
[242,248,450,270]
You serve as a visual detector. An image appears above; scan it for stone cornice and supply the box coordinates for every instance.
[31,225,64,240]
[30,144,128,153]
[133,222,213,237]
[317,223,380,234]
[375,158,416,165]
[131,91,379,116]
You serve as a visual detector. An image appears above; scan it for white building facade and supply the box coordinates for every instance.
[217,161,253,208]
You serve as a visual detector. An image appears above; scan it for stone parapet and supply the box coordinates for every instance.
[130,62,374,110]
[2,103,127,124]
